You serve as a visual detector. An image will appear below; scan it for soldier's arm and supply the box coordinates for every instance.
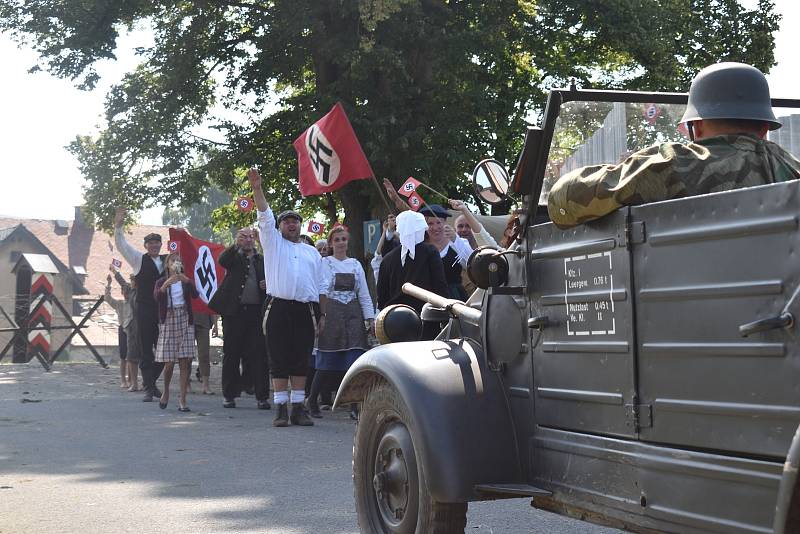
[547,143,688,229]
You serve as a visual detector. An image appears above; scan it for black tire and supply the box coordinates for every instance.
[353,381,468,534]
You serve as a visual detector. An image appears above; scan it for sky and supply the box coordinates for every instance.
[1,1,798,226]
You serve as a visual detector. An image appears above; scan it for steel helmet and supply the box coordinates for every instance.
[680,62,781,130]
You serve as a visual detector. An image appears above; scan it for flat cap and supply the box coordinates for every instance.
[276,210,303,226]
[143,233,162,244]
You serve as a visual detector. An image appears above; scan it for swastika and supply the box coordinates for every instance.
[307,126,334,184]
[194,246,218,303]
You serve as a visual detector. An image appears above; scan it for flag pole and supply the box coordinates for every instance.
[418,183,450,203]
[370,175,395,213]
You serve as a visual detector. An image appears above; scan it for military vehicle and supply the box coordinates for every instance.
[336,88,800,533]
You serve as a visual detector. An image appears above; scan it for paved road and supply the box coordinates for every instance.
[0,362,622,533]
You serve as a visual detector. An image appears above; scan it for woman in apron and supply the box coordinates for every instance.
[308,226,375,419]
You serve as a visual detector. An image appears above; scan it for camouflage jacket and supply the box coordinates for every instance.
[547,134,800,228]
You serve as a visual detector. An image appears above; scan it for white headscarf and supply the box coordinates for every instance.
[396,211,428,266]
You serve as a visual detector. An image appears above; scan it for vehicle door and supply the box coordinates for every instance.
[630,181,800,457]
[529,209,638,438]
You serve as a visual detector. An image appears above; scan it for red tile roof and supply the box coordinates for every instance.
[0,209,169,301]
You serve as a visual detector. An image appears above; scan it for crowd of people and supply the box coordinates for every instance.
[106,168,517,426]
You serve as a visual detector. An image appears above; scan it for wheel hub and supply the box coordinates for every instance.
[372,422,415,531]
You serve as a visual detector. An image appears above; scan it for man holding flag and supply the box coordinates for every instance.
[248,167,327,427]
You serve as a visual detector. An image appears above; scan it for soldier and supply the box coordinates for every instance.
[548,62,800,229]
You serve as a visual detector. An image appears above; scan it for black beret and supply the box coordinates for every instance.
[418,204,450,219]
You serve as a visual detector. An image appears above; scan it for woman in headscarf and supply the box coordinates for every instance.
[376,211,449,340]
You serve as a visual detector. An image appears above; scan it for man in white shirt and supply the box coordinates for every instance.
[248,167,327,427]
[114,208,166,402]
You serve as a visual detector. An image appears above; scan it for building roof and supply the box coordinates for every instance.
[13,253,60,274]
[0,209,169,301]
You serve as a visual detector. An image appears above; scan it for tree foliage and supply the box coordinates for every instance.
[0,0,780,254]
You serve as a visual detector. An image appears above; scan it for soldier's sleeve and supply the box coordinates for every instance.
[547,143,694,229]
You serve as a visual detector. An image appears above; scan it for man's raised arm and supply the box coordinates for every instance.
[248,167,269,213]
[113,207,143,274]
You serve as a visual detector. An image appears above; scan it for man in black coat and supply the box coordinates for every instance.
[209,228,270,409]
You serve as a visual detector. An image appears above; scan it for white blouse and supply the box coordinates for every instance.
[321,256,375,320]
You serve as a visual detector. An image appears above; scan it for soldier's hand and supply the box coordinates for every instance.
[247,167,262,188]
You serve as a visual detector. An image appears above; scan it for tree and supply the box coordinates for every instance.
[0,0,780,257]
[162,185,232,243]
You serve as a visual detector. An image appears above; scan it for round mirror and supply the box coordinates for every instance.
[472,159,510,205]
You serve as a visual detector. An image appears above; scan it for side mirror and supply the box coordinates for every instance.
[472,159,510,205]
[467,247,509,289]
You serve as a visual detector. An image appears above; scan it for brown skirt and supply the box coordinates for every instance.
[155,307,196,363]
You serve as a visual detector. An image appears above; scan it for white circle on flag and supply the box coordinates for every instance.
[645,105,657,119]
[239,199,249,208]
[404,183,414,191]
[168,242,178,252]
[194,245,218,304]
[305,125,341,187]
[311,223,321,233]
[411,197,420,206]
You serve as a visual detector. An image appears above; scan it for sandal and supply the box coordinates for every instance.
[178,406,190,412]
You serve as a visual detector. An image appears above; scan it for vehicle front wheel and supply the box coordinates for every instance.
[353,381,467,534]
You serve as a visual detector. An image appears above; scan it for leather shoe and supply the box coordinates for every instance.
[152,387,162,398]
[290,402,314,426]
[306,398,322,419]
[223,399,236,408]
[273,403,289,427]
[142,392,154,402]
[257,401,271,410]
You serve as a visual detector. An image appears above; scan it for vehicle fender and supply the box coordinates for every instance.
[774,423,800,534]
[336,339,523,502]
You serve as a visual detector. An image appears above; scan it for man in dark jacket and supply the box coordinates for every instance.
[209,227,270,409]
[114,208,166,402]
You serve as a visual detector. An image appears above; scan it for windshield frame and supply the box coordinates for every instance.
[525,89,800,217]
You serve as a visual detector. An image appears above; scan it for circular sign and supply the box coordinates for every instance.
[237,197,253,212]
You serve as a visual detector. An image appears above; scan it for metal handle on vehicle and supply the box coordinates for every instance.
[401,283,482,326]
[738,312,794,337]
[528,316,549,330]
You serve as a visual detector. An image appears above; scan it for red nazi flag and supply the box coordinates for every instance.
[293,102,374,196]
[307,220,326,235]
[407,191,424,211]
[168,228,226,315]
[398,176,421,198]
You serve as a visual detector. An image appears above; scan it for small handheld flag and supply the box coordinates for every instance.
[236,197,254,213]
[407,191,424,211]
[307,220,326,235]
[398,176,421,197]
